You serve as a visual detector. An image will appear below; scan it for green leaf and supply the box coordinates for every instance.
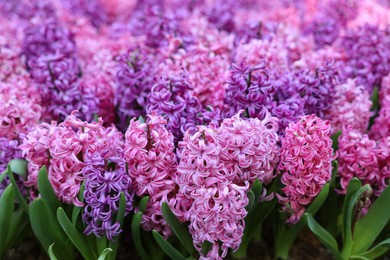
[7,166,29,214]
[246,190,255,212]
[48,243,58,260]
[341,179,370,258]
[71,182,85,225]
[139,196,149,213]
[108,193,127,260]
[0,184,15,254]
[30,199,71,260]
[352,238,390,260]
[131,212,149,260]
[162,202,196,255]
[251,179,263,204]
[97,248,113,260]
[0,169,7,183]
[370,86,379,111]
[38,166,61,215]
[6,208,28,247]
[352,185,390,253]
[331,131,342,151]
[304,214,343,260]
[153,230,186,260]
[275,183,329,259]
[201,240,212,256]
[9,159,28,178]
[57,207,95,260]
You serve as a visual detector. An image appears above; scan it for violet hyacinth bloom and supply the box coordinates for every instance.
[82,136,133,241]
[311,17,340,49]
[0,138,23,196]
[289,61,337,118]
[115,47,155,131]
[340,24,390,92]
[60,0,108,27]
[124,114,177,237]
[277,115,333,224]
[146,73,201,142]
[224,61,276,120]
[371,74,390,140]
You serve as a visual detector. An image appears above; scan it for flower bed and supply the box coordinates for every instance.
[0,0,390,259]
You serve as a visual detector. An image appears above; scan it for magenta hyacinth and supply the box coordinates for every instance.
[278,115,334,224]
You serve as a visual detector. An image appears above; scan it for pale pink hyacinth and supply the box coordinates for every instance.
[124,114,177,237]
[234,39,289,76]
[325,79,372,134]
[217,111,279,186]
[376,137,390,194]
[175,125,249,259]
[19,122,57,198]
[0,79,42,139]
[379,74,390,106]
[278,115,333,224]
[337,128,379,194]
[49,112,109,206]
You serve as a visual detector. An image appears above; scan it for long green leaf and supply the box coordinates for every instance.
[246,190,255,212]
[153,230,186,260]
[352,238,390,260]
[131,212,149,260]
[9,159,28,178]
[38,166,61,214]
[0,169,7,183]
[72,182,85,225]
[6,208,28,247]
[162,202,196,255]
[352,185,390,253]
[252,179,263,204]
[7,166,29,214]
[304,213,343,260]
[48,243,58,260]
[57,207,96,260]
[108,192,127,260]
[342,180,370,258]
[30,199,71,260]
[97,248,113,260]
[0,185,15,254]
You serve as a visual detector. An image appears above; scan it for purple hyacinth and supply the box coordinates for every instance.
[289,61,337,118]
[115,47,155,131]
[146,73,202,142]
[60,0,108,27]
[341,24,390,92]
[0,138,24,197]
[224,60,276,120]
[83,144,133,241]
[311,17,340,49]
[205,0,236,32]
[23,19,76,61]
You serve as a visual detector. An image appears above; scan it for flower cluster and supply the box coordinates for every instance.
[124,114,177,237]
[278,115,334,224]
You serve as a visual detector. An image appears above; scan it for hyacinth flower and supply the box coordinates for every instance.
[217,111,279,186]
[277,115,334,224]
[124,114,177,237]
[338,127,390,196]
[146,73,202,142]
[223,61,276,120]
[82,130,133,241]
[325,79,373,134]
[23,19,83,121]
[115,47,155,131]
[371,74,390,140]
[340,24,390,93]
[175,125,249,259]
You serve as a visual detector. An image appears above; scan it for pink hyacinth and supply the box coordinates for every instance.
[278,115,333,224]
[49,112,110,206]
[124,113,177,237]
[19,122,57,198]
[371,74,390,140]
[217,110,279,185]
[175,125,249,259]
[325,79,372,134]
[0,78,42,139]
[337,128,379,194]
[338,128,390,195]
